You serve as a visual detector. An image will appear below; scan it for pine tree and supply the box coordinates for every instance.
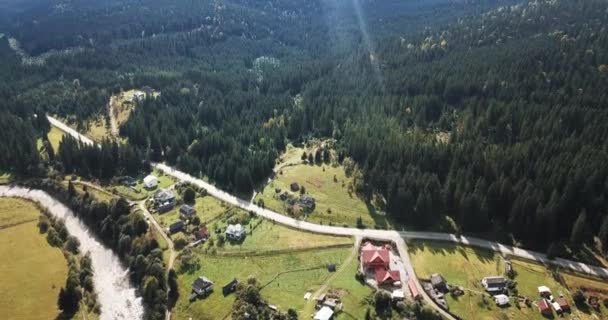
[570,210,588,248]
[599,215,608,253]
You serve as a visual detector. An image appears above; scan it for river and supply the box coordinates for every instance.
[0,185,144,320]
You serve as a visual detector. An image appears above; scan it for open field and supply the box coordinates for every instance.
[0,198,68,320]
[219,219,353,254]
[172,247,352,320]
[85,115,111,142]
[112,89,160,126]
[48,125,66,151]
[409,240,605,320]
[256,146,389,228]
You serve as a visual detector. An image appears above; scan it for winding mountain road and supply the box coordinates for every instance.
[47,114,608,319]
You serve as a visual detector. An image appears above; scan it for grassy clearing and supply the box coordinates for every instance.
[0,198,68,320]
[85,115,111,142]
[173,247,351,320]
[256,160,389,228]
[37,125,66,157]
[112,89,159,125]
[219,219,353,254]
[409,241,603,320]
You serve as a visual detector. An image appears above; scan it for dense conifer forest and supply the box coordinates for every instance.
[2,0,608,277]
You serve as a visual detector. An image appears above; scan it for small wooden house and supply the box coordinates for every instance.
[222,278,238,296]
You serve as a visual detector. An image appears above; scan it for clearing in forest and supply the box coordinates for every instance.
[409,240,606,320]
[37,125,65,156]
[255,144,390,228]
[0,198,68,320]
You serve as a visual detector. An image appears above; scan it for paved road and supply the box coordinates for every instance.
[153,163,457,319]
[152,163,608,278]
[48,115,95,146]
[48,114,608,318]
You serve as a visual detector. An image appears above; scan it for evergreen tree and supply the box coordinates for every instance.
[570,210,588,248]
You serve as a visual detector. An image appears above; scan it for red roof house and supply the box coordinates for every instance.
[195,226,210,240]
[408,279,421,300]
[375,268,400,285]
[557,297,570,312]
[361,242,390,268]
[538,299,552,316]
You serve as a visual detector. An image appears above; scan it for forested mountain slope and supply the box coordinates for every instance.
[1,0,608,255]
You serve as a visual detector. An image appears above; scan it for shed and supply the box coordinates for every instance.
[169,221,184,234]
[313,306,334,320]
[298,195,316,210]
[551,301,562,313]
[391,289,405,301]
[407,279,421,300]
[222,278,238,296]
[557,297,570,312]
[537,285,551,297]
[192,276,214,296]
[143,175,158,189]
[505,260,514,277]
[122,176,137,187]
[179,204,197,220]
[290,182,300,192]
[495,294,509,306]
[538,298,552,316]
[195,226,210,240]
[481,276,507,294]
[430,273,448,292]
[225,224,246,241]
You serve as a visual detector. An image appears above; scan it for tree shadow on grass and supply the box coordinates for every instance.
[55,310,77,320]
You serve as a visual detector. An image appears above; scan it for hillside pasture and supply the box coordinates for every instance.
[409,240,604,320]
[256,160,389,228]
[173,247,351,320]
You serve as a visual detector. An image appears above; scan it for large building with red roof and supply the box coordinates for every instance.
[361,242,390,269]
[360,241,400,286]
[375,268,401,285]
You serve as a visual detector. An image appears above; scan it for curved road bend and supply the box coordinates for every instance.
[48,115,608,318]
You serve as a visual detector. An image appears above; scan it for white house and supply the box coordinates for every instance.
[225,224,246,241]
[143,175,158,189]
[313,306,334,320]
[132,90,146,102]
[495,294,509,306]
[538,285,552,297]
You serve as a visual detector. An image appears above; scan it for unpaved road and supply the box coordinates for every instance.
[138,201,176,270]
